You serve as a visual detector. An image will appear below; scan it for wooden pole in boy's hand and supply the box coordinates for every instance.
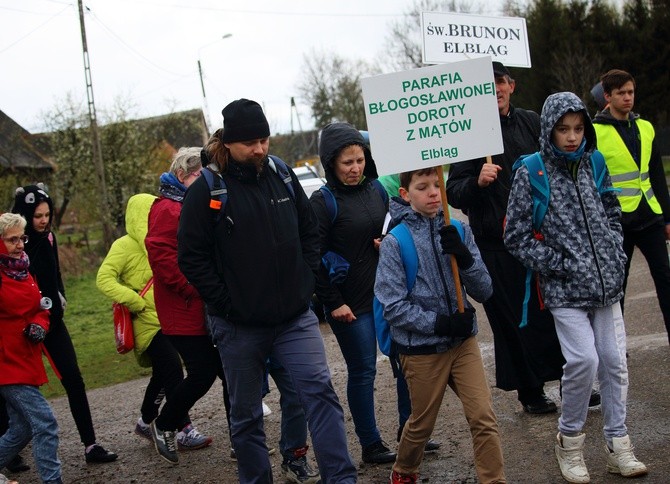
[437,164,465,313]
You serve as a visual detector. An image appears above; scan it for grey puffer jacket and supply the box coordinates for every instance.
[374,198,492,353]
[504,92,626,309]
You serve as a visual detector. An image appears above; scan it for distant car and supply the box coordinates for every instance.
[294,164,326,199]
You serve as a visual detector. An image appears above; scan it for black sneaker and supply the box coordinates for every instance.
[362,440,396,464]
[6,453,30,472]
[149,421,178,464]
[85,444,118,463]
[588,389,601,407]
[559,384,601,408]
[521,394,557,414]
[424,439,441,452]
[281,446,321,483]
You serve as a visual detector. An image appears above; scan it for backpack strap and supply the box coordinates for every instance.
[512,152,549,328]
[319,185,338,224]
[202,156,296,224]
[201,164,227,224]
[589,149,621,196]
[388,223,418,291]
[522,152,551,233]
[371,178,389,209]
[268,155,296,200]
[320,178,389,226]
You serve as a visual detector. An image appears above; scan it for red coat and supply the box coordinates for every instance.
[146,196,207,335]
[0,272,50,386]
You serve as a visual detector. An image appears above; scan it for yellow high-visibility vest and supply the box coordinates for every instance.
[594,120,661,214]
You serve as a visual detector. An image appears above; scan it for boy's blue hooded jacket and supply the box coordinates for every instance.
[374,197,492,353]
[504,92,626,309]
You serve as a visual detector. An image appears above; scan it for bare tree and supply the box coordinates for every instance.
[381,0,483,72]
[298,50,379,129]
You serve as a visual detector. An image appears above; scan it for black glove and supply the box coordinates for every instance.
[439,225,474,269]
[24,323,46,343]
[435,308,475,337]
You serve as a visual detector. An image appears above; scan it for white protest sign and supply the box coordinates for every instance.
[421,11,530,67]
[361,56,503,176]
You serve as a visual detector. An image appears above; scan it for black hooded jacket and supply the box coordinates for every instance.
[12,185,66,323]
[309,123,386,315]
[446,105,540,250]
[178,155,320,327]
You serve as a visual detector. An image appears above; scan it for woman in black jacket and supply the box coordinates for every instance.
[10,184,117,464]
[310,123,395,464]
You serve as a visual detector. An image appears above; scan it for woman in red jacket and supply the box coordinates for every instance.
[145,147,230,464]
[0,213,62,484]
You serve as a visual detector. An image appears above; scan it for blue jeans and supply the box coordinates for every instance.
[267,357,307,457]
[208,309,356,484]
[0,385,62,484]
[328,310,382,448]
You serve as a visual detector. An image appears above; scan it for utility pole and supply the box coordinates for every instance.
[197,59,211,132]
[78,0,114,250]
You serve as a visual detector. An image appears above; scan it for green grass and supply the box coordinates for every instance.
[41,271,151,399]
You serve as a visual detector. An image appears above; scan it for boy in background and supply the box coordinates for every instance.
[375,167,505,484]
[504,92,647,483]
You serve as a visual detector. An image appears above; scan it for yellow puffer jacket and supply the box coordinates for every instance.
[96,193,158,367]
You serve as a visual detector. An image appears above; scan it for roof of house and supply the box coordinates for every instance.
[0,109,55,171]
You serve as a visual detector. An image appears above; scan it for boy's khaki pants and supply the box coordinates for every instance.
[396,337,506,483]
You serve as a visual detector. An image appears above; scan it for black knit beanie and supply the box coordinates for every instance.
[220,99,270,143]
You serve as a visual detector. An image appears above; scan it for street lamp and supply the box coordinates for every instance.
[198,34,232,130]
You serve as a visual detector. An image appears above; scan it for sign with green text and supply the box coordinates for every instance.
[361,56,503,176]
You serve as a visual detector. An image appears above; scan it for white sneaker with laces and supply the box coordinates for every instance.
[555,433,590,483]
[262,401,272,417]
[606,435,648,477]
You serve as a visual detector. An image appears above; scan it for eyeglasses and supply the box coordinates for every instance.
[2,234,29,245]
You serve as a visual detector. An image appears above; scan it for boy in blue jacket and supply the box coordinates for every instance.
[375,167,505,484]
[504,92,647,483]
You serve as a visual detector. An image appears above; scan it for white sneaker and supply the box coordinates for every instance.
[262,401,272,417]
[606,435,648,477]
[555,433,590,483]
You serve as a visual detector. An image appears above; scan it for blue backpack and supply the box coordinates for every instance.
[201,155,295,223]
[510,149,611,327]
[319,178,389,224]
[318,179,389,284]
[373,219,464,356]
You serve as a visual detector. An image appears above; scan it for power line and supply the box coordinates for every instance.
[113,0,407,18]
[0,4,71,54]
[86,9,187,78]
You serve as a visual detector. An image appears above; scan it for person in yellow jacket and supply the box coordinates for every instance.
[96,193,209,452]
[593,69,670,344]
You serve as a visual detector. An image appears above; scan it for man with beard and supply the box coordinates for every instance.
[177,99,356,484]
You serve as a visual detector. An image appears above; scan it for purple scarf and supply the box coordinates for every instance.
[0,252,30,280]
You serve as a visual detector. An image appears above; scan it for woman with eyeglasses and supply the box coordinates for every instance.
[0,212,61,484]
[10,185,117,465]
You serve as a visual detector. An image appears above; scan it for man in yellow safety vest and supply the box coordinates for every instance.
[593,69,670,344]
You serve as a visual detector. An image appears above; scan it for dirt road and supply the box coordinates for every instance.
[8,247,669,483]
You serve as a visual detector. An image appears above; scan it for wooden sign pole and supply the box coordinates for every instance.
[436,165,465,313]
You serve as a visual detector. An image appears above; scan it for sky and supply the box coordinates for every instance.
[0,0,505,136]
